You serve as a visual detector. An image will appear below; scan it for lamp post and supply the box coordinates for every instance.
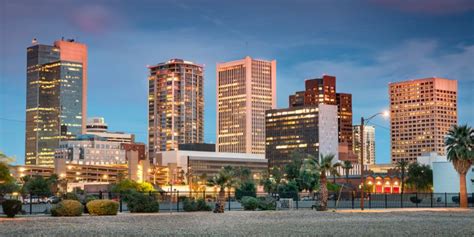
[360,111,389,210]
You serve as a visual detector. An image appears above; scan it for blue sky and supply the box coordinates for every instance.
[1,0,473,165]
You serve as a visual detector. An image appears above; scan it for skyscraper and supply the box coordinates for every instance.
[266,104,339,169]
[389,77,457,163]
[148,59,204,163]
[353,125,376,165]
[25,38,87,166]
[216,56,276,154]
[289,75,355,162]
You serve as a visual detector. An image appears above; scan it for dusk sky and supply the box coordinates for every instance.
[1,0,473,165]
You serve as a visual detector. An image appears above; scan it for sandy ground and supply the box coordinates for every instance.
[1,209,473,236]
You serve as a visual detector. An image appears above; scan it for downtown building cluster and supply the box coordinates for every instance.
[18,38,459,192]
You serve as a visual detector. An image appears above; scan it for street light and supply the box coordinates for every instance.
[360,110,389,210]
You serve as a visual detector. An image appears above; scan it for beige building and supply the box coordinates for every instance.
[389,77,457,163]
[148,59,204,162]
[216,56,276,154]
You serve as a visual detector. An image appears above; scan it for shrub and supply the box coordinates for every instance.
[51,200,83,217]
[409,196,423,204]
[235,181,257,201]
[126,192,159,213]
[241,196,259,211]
[87,200,118,215]
[258,196,276,210]
[183,198,211,212]
[63,192,79,201]
[2,199,22,218]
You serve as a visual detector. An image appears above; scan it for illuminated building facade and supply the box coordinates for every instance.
[389,77,457,163]
[265,104,339,169]
[25,38,87,166]
[148,59,204,162]
[217,56,276,154]
[353,125,376,165]
[289,75,354,162]
[86,117,135,143]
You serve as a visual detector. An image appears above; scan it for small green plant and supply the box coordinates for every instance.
[257,196,276,210]
[126,192,159,213]
[183,198,211,212]
[51,200,83,217]
[2,199,22,218]
[241,196,259,211]
[87,200,118,215]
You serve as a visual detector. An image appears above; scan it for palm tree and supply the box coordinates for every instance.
[207,166,238,213]
[445,125,474,208]
[305,153,340,211]
[341,160,353,184]
[395,160,409,194]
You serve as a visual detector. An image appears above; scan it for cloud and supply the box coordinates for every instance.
[70,4,116,34]
[289,39,474,122]
[371,0,474,15]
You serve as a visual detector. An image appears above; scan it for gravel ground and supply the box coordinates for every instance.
[1,209,473,236]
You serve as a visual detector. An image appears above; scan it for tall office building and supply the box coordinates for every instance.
[148,59,204,162]
[389,77,457,163]
[266,104,339,169]
[216,56,276,154]
[289,75,355,162]
[353,125,376,165]
[25,38,87,166]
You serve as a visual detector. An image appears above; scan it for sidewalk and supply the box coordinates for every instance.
[335,207,471,213]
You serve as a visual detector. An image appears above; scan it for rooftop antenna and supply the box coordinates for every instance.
[32,38,38,45]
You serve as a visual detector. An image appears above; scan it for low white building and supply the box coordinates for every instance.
[417,153,474,193]
[86,117,135,143]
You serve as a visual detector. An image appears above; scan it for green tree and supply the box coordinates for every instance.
[298,156,319,192]
[22,176,52,197]
[207,166,238,212]
[235,180,257,200]
[395,160,409,194]
[405,163,433,192]
[260,167,282,193]
[341,160,353,184]
[445,124,474,208]
[0,162,18,199]
[0,151,15,164]
[284,150,305,181]
[111,179,154,193]
[304,153,340,211]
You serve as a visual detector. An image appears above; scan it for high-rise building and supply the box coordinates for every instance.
[216,56,276,154]
[289,75,355,162]
[389,77,457,163]
[266,104,339,169]
[353,125,376,165]
[25,38,87,166]
[148,59,204,162]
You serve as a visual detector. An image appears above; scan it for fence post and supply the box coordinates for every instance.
[177,190,180,212]
[368,193,371,209]
[119,193,123,213]
[445,193,447,207]
[459,192,461,208]
[400,193,403,208]
[430,192,433,208]
[203,190,206,200]
[351,192,354,209]
[385,193,387,208]
[29,193,33,215]
[296,192,299,210]
[227,190,230,211]
[334,192,337,208]
[99,191,103,199]
[108,191,112,200]
[415,192,418,208]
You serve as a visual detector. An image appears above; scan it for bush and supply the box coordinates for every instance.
[2,199,22,218]
[51,200,83,217]
[235,181,257,201]
[409,196,423,204]
[87,200,118,215]
[241,196,259,211]
[183,198,211,212]
[258,196,276,210]
[126,192,159,213]
[63,192,79,201]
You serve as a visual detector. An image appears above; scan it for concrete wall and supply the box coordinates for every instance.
[433,161,474,193]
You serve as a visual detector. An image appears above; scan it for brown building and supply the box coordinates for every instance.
[289,75,355,162]
[148,59,204,162]
[389,77,457,163]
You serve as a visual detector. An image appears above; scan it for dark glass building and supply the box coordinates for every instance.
[25,39,87,166]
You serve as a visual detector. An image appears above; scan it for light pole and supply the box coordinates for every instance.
[360,111,389,210]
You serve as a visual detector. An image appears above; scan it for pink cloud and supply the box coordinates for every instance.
[70,5,113,34]
[371,0,474,15]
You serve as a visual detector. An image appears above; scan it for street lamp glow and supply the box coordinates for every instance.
[382,110,389,118]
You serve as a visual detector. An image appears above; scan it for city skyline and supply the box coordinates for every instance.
[1,0,473,165]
